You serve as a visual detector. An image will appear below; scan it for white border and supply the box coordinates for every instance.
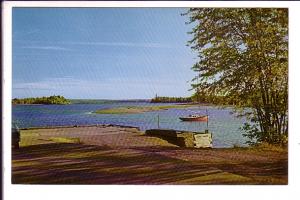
[2,1,300,200]
[1,1,295,7]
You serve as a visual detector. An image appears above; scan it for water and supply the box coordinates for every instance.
[12,102,248,148]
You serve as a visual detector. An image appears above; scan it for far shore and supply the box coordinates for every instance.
[12,101,230,109]
[12,103,70,106]
[12,125,287,184]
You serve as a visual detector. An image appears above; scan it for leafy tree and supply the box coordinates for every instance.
[185,8,288,145]
[151,96,192,103]
[12,95,71,105]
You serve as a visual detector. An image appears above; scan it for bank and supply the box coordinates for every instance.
[12,125,288,184]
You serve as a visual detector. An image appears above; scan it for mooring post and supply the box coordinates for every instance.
[205,109,209,133]
[157,115,160,128]
[206,109,209,129]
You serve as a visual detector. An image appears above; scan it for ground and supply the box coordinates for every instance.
[12,126,288,184]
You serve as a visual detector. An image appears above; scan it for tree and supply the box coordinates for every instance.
[12,95,71,105]
[185,8,288,145]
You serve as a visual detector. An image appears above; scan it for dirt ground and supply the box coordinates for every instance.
[12,125,288,185]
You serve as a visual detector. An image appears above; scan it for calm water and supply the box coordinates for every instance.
[12,102,248,148]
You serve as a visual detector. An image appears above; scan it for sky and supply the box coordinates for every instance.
[12,8,197,99]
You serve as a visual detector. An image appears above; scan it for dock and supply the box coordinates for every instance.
[145,129,212,148]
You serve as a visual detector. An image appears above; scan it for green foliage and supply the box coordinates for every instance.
[185,8,288,145]
[12,95,71,105]
[150,95,192,103]
[150,94,235,105]
[191,91,236,105]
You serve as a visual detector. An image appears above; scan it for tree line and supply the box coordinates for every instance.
[151,93,236,105]
[12,95,71,105]
[151,95,192,103]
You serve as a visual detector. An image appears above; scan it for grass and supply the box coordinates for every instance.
[252,142,288,152]
[19,130,81,147]
[94,104,194,114]
[49,137,81,144]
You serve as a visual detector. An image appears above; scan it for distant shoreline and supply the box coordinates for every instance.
[12,97,217,106]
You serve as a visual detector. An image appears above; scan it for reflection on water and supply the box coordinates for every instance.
[12,102,248,148]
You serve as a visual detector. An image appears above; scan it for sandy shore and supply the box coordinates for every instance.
[12,125,288,184]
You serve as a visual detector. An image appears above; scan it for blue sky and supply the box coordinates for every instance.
[13,8,196,99]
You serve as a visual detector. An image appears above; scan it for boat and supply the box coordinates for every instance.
[179,77,209,123]
[179,114,208,122]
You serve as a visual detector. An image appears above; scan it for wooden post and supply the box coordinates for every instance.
[157,115,160,129]
[206,109,209,130]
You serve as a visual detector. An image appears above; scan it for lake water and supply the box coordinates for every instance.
[12,101,248,148]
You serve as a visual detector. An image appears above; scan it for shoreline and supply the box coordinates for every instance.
[17,124,285,150]
[20,124,141,131]
[12,125,287,184]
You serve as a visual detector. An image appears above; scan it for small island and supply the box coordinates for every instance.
[94,104,193,114]
[12,95,71,105]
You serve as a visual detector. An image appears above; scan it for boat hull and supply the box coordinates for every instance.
[179,116,208,122]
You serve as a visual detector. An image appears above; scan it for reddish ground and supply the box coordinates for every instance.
[12,126,288,185]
